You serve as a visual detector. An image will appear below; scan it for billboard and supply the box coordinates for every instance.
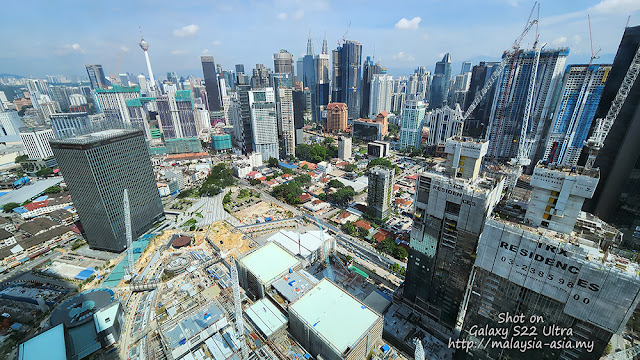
[476,219,640,333]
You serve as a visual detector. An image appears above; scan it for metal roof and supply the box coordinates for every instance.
[240,242,299,285]
[244,298,288,338]
[18,323,67,360]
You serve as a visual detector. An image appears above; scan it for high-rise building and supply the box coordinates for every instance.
[26,79,53,113]
[459,163,633,360]
[95,85,142,130]
[139,34,156,94]
[49,112,92,138]
[277,87,295,157]
[167,71,178,85]
[543,64,611,167]
[332,40,362,119]
[360,56,382,118]
[249,88,278,161]
[367,166,394,220]
[325,103,348,133]
[237,84,254,154]
[19,126,55,160]
[423,104,463,148]
[369,72,393,117]
[315,48,331,122]
[486,48,568,166]
[85,64,108,90]
[201,56,222,111]
[399,100,426,149]
[337,136,352,160]
[156,90,197,139]
[137,74,148,95]
[463,61,500,133]
[303,35,316,122]
[460,61,472,74]
[235,64,245,75]
[50,129,164,252]
[581,26,640,239]
[0,111,23,136]
[403,137,504,334]
[273,50,295,80]
[252,64,272,89]
[430,53,452,109]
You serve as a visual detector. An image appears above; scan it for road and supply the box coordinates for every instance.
[0,250,61,283]
[238,178,406,272]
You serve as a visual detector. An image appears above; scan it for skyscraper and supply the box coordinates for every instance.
[463,61,500,134]
[277,87,295,158]
[201,56,222,111]
[273,50,295,80]
[252,64,272,89]
[237,84,253,154]
[485,48,567,165]
[337,136,352,160]
[430,53,452,109]
[49,112,92,138]
[460,61,472,74]
[95,85,142,130]
[85,64,108,90]
[360,56,382,118]
[332,40,362,119]
[50,129,164,252]
[399,100,426,149]
[543,64,611,167]
[403,137,504,334]
[303,35,316,122]
[582,25,640,239]
[249,88,278,161]
[19,126,55,160]
[369,72,393,117]
[0,110,23,136]
[367,166,394,220]
[315,42,331,122]
[423,104,463,148]
[156,90,197,139]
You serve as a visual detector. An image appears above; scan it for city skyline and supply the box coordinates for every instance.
[1,0,638,78]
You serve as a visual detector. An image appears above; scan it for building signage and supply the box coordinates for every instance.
[476,219,640,333]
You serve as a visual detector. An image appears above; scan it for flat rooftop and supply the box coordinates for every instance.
[18,323,67,360]
[0,177,63,207]
[266,229,326,258]
[289,279,381,355]
[240,242,299,285]
[244,298,288,338]
[271,270,315,303]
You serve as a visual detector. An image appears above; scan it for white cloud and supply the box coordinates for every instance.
[121,46,129,52]
[55,43,85,55]
[395,17,421,30]
[551,36,567,46]
[293,10,305,20]
[212,40,222,46]
[203,49,210,54]
[171,49,189,55]
[173,24,199,38]
[591,0,640,14]
[277,12,287,20]
[392,52,415,61]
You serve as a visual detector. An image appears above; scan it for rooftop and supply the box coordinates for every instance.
[289,279,381,355]
[0,178,63,207]
[266,229,326,258]
[240,242,300,285]
[49,129,140,145]
[271,270,316,303]
[18,323,67,360]
[244,298,288,338]
[93,302,121,333]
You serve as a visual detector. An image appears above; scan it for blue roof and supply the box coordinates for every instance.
[279,161,298,169]
[18,323,67,360]
[34,195,48,202]
[13,207,27,214]
[0,192,8,197]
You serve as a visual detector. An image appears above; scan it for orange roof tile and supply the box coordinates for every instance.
[354,219,372,230]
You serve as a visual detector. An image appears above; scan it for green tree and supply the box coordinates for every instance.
[302,164,309,171]
[346,255,353,263]
[35,167,53,177]
[268,157,279,167]
[295,174,312,186]
[2,202,20,212]
[323,137,335,145]
[394,246,408,260]
[271,181,303,205]
[282,168,294,175]
[223,191,232,204]
[14,154,28,163]
[330,186,355,206]
[367,158,400,174]
[357,227,369,238]
[344,164,358,172]
[327,179,345,189]
[44,186,62,195]
[295,144,312,161]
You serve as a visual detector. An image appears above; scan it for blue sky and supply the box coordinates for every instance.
[1,0,639,79]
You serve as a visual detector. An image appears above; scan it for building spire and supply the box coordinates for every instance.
[322,32,328,55]
[307,32,314,56]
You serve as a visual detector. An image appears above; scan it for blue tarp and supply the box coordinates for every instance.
[382,344,390,352]
[74,268,95,281]
[33,195,48,202]
[278,161,298,169]
[12,206,27,214]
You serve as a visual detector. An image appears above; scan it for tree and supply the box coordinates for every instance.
[35,167,53,177]
[44,186,62,195]
[296,174,312,186]
[302,164,309,171]
[327,179,345,189]
[2,202,20,212]
[282,168,294,175]
[14,155,28,164]
[268,157,279,167]
[344,164,358,172]
[330,186,355,206]
[271,181,303,205]
[394,246,408,260]
[346,255,353,263]
[357,227,369,238]
[367,158,400,174]
[248,178,261,186]
[323,137,335,145]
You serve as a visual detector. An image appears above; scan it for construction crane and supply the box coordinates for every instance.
[123,189,135,282]
[109,49,125,85]
[313,213,334,281]
[229,259,248,359]
[338,22,351,47]
[584,26,640,169]
[554,15,601,165]
[462,2,539,123]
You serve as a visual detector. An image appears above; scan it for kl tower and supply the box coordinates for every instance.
[139,26,156,95]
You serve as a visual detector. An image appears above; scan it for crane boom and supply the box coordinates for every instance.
[462,10,538,122]
[313,213,334,280]
[584,42,640,168]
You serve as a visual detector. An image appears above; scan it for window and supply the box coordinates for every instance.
[445,201,461,215]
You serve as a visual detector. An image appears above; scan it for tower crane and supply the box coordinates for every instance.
[313,213,334,281]
[338,22,351,47]
[110,49,125,85]
[123,189,135,282]
[584,25,640,169]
